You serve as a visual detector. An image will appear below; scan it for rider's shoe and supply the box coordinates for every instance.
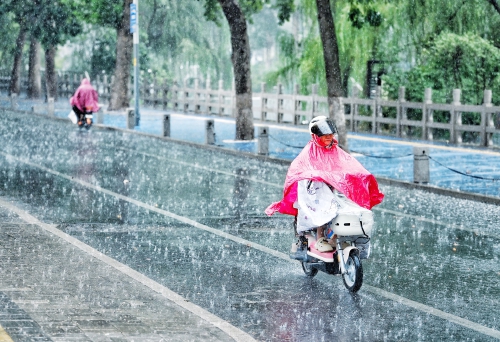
[289,235,309,261]
[315,237,334,252]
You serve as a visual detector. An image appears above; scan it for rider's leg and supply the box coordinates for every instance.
[290,216,309,261]
[317,225,325,239]
[315,224,333,252]
[73,106,84,126]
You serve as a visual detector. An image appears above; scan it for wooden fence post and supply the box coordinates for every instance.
[351,85,359,132]
[103,74,109,105]
[152,77,158,108]
[162,79,169,110]
[206,75,211,114]
[424,88,433,141]
[311,84,318,119]
[194,78,200,114]
[398,86,406,138]
[218,79,223,116]
[451,89,461,144]
[260,82,267,121]
[293,84,301,125]
[173,81,179,111]
[277,83,283,123]
[373,85,381,134]
[184,79,189,113]
[483,89,492,146]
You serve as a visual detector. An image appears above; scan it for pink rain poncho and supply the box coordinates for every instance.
[265,136,384,217]
[70,78,99,112]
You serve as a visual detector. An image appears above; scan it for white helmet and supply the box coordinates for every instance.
[309,116,337,136]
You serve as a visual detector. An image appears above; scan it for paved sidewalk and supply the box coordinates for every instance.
[0,198,251,342]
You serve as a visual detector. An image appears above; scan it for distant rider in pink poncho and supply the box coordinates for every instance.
[265,116,384,260]
[70,78,99,128]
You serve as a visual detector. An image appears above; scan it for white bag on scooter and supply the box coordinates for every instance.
[68,110,78,124]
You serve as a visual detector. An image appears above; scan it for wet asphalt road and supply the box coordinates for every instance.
[0,109,499,341]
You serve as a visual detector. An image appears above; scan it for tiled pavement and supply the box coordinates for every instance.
[0,200,249,342]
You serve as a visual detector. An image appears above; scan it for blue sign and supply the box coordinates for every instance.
[130,4,137,33]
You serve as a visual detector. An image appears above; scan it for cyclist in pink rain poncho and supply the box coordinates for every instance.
[265,116,384,260]
[70,78,99,128]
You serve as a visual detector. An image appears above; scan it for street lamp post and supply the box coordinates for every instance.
[130,0,140,126]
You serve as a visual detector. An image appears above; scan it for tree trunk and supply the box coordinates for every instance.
[27,37,42,99]
[108,0,133,111]
[45,45,58,101]
[9,23,27,96]
[315,0,349,152]
[218,0,254,140]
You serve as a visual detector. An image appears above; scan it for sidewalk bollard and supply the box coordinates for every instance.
[48,98,54,116]
[162,114,170,137]
[127,108,135,129]
[258,126,269,155]
[205,119,215,145]
[413,147,429,183]
[10,93,17,110]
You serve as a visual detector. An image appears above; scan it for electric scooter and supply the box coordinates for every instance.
[292,193,373,293]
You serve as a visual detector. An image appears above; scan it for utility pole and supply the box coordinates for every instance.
[130,0,140,126]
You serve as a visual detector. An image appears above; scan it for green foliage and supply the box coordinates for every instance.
[265,0,393,96]
[0,11,18,68]
[272,0,296,25]
[90,30,117,78]
[31,0,82,48]
[63,0,122,29]
[200,0,294,25]
[382,32,500,105]
[347,0,383,29]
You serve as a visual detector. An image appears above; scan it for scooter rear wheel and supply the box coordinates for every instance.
[301,261,318,277]
[342,252,363,292]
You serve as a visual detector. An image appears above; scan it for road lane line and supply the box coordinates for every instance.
[0,152,500,339]
[0,197,256,342]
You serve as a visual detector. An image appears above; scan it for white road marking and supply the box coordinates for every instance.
[1,152,500,339]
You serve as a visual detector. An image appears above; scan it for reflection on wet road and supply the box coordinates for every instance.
[1,109,499,341]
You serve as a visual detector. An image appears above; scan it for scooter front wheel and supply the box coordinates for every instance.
[301,261,318,277]
[342,252,363,292]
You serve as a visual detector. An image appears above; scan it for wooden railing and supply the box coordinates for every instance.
[1,70,499,148]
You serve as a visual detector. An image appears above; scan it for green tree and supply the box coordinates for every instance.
[0,0,37,96]
[65,0,132,110]
[31,0,82,100]
[383,33,500,105]
[379,0,500,105]
[201,0,295,140]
